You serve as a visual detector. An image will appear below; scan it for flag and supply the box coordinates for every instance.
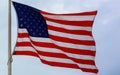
[13,2,98,74]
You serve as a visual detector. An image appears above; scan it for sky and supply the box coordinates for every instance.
[0,0,120,75]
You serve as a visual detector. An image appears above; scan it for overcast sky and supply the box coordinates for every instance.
[0,0,120,75]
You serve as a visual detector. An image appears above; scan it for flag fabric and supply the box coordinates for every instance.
[13,2,98,74]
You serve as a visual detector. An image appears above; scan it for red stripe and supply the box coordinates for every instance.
[81,68,98,74]
[40,11,97,15]
[41,59,98,73]
[37,50,95,65]
[18,33,29,37]
[18,33,95,46]
[16,35,96,56]
[31,40,96,56]
[48,25,92,36]
[16,42,31,46]
[44,17,94,26]
[41,59,79,69]
[13,51,39,57]
[14,50,98,73]
[16,41,96,56]
[15,41,96,65]
[49,35,95,45]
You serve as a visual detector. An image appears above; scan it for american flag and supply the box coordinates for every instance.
[13,2,98,74]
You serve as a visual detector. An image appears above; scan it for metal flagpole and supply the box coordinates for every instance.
[8,0,12,75]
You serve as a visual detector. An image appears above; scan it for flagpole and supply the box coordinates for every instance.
[8,0,12,75]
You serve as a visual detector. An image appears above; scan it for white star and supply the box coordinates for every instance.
[30,22,32,25]
[20,18,23,21]
[39,33,41,36]
[30,29,33,31]
[27,25,30,28]
[20,24,23,27]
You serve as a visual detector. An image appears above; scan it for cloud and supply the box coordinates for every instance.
[1,0,120,75]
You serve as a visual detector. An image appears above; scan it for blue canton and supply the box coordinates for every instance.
[13,2,49,38]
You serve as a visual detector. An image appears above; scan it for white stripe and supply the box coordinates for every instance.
[50,39,95,50]
[40,55,97,69]
[47,21,92,31]
[15,46,35,52]
[18,28,28,33]
[30,37,95,50]
[41,55,74,63]
[30,37,50,42]
[34,46,94,60]
[17,36,95,51]
[48,30,93,40]
[17,38,30,42]
[18,28,93,41]
[15,44,96,69]
[17,37,50,43]
[42,14,95,21]
[16,37,94,60]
